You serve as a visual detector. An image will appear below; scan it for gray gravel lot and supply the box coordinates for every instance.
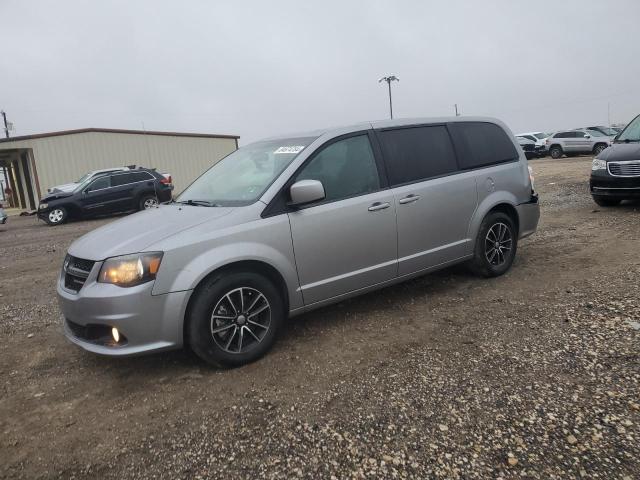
[0,156,638,479]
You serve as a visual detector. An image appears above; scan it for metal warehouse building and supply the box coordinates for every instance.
[0,128,239,211]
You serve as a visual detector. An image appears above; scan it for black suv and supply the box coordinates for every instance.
[38,168,173,225]
[590,113,640,206]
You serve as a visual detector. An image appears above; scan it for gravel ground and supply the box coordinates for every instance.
[0,156,638,479]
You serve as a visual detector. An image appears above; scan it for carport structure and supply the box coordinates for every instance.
[0,128,240,212]
[0,147,39,211]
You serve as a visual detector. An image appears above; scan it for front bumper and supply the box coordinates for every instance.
[516,194,540,239]
[57,260,192,356]
[590,171,640,198]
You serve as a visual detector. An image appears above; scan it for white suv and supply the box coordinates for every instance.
[545,129,612,159]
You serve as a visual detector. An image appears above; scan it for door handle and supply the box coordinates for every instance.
[399,194,420,205]
[368,202,391,212]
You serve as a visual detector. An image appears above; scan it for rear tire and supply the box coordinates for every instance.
[468,212,518,278]
[139,194,159,211]
[45,207,68,226]
[592,196,621,207]
[187,271,284,367]
[549,146,563,159]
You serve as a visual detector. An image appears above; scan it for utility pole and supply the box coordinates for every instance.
[1,111,9,138]
[378,75,399,119]
[454,104,460,116]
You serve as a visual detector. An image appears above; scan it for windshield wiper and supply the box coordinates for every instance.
[174,199,221,207]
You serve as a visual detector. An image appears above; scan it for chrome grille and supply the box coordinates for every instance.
[608,160,640,177]
[63,255,95,292]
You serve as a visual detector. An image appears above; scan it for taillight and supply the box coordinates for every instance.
[161,175,172,184]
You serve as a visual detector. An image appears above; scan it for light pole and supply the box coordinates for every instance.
[378,75,399,119]
[1,111,9,138]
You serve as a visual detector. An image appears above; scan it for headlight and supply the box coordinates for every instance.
[39,203,48,209]
[98,252,163,287]
[592,159,607,171]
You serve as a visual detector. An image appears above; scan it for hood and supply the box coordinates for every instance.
[68,204,234,261]
[41,191,74,202]
[48,183,77,193]
[598,142,640,161]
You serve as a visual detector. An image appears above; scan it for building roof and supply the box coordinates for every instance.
[0,127,239,144]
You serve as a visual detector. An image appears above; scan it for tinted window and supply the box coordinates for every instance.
[111,173,133,186]
[294,135,380,202]
[450,122,518,169]
[87,176,110,192]
[575,131,586,138]
[555,131,571,138]
[130,171,154,182]
[378,125,457,185]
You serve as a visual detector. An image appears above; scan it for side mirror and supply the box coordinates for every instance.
[289,179,325,206]
[584,134,591,139]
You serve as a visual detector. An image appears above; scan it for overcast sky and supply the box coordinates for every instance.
[2,0,639,144]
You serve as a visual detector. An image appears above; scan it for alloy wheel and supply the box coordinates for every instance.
[210,287,271,354]
[485,222,512,266]
[143,197,158,209]
[49,209,64,224]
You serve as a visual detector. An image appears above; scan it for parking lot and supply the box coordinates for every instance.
[1,156,638,479]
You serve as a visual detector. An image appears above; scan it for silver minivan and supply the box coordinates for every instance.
[58,117,540,366]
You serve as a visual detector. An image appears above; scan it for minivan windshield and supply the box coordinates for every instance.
[617,115,640,142]
[177,136,318,207]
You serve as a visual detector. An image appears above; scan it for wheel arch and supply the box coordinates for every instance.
[182,259,290,348]
[470,193,521,242]
[487,203,520,235]
[592,142,608,153]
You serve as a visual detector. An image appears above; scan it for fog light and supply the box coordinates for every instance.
[111,327,120,343]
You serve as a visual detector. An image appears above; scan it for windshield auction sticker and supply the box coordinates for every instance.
[274,146,305,154]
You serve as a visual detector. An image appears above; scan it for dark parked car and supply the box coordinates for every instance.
[590,113,640,206]
[38,168,172,225]
[516,136,537,159]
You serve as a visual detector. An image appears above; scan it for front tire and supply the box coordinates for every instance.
[187,271,284,367]
[45,207,68,226]
[592,196,621,207]
[469,212,518,278]
[549,146,563,159]
[593,144,607,156]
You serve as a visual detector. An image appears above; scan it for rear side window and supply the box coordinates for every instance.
[111,173,133,186]
[377,125,457,185]
[130,171,154,182]
[449,122,518,169]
